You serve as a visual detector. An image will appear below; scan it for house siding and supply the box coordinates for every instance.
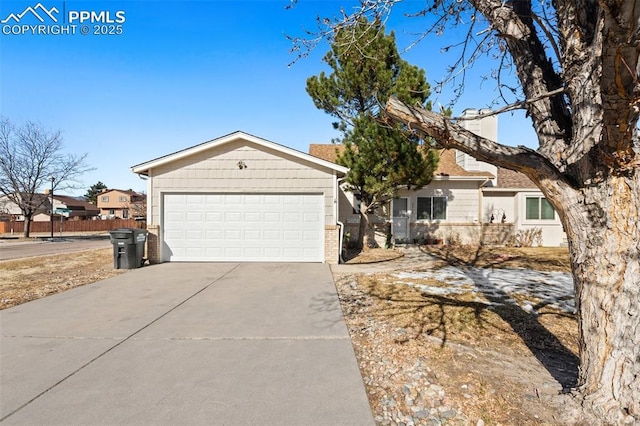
[396,180,483,224]
[514,191,566,246]
[483,192,517,224]
[149,140,336,227]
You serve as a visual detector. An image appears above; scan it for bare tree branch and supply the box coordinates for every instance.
[0,116,94,237]
[385,96,564,182]
[452,87,566,120]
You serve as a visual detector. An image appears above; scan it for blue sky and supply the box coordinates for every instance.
[1,0,537,196]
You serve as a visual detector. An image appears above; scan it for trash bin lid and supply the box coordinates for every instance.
[109,228,135,241]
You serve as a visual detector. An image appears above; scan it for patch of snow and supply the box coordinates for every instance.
[391,266,575,313]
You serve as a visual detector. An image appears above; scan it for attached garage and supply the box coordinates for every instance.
[131,131,347,264]
[163,193,324,262]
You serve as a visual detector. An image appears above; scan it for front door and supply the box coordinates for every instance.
[392,198,410,241]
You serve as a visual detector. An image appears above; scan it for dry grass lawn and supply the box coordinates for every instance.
[0,248,125,310]
[422,245,572,272]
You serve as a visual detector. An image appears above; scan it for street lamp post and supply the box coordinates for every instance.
[50,176,55,239]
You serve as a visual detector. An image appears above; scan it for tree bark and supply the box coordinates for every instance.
[357,211,378,251]
[564,176,640,423]
[23,214,31,238]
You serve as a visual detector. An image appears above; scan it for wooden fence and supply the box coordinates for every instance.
[0,219,145,234]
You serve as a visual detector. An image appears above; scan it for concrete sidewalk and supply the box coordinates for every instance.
[0,263,373,425]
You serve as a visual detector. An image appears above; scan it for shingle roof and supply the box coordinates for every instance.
[433,149,494,178]
[102,189,144,196]
[309,145,493,178]
[54,195,100,212]
[495,167,537,188]
[308,144,344,163]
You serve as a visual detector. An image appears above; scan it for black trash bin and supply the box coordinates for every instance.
[109,228,148,269]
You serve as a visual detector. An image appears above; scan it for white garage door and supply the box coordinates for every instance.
[163,193,324,262]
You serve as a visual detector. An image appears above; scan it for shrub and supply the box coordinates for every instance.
[514,228,543,247]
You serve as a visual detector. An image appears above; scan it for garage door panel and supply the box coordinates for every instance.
[303,230,319,240]
[166,211,184,222]
[225,230,242,239]
[185,247,204,257]
[204,194,222,203]
[244,247,261,257]
[205,230,222,239]
[303,212,320,222]
[283,230,300,240]
[244,212,261,223]
[263,212,280,222]
[165,229,184,239]
[263,230,280,240]
[244,196,263,204]
[205,247,223,257]
[185,230,202,240]
[264,195,281,204]
[186,195,204,204]
[225,212,242,222]
[163,193,323,262]
[225,195,242,204]
[205,212,222,222]
[224,247,242,257]
[283,212,299,222]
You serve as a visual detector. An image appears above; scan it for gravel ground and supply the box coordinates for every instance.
[332,246,582,425]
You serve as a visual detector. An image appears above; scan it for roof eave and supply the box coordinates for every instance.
[433,175,494,181]
[482,187,538,192]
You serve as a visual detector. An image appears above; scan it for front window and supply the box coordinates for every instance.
[526,197,555,220]
[417,196,447,220]
[122,209,129,219]
[109,209,115,215]
[101,196,109,202]
[119,196,128,202]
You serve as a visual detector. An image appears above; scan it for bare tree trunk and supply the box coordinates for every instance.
[562,176,640,423]
[23,215,32,238]
[356,211,378,251]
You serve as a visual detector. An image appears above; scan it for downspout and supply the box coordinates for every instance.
[479,177,491,244]
[335,174,347,264]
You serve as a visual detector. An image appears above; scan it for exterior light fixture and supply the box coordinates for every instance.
[490,208,507,224]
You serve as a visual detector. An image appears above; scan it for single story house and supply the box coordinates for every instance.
[131,131,348,264]
[309,109,566,248]
[0,193,50,222]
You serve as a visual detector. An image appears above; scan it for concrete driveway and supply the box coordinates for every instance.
[0,263,373,425]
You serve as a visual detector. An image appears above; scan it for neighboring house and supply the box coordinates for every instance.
[96,189,146,219]
[309,109,566,247]
[52,195,100,220]
[131,131,348,264]
[0,193,51,222]
[0,193,100,221]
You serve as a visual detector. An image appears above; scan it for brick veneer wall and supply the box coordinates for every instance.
[146,224,160,264]
[324,225,340,264]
